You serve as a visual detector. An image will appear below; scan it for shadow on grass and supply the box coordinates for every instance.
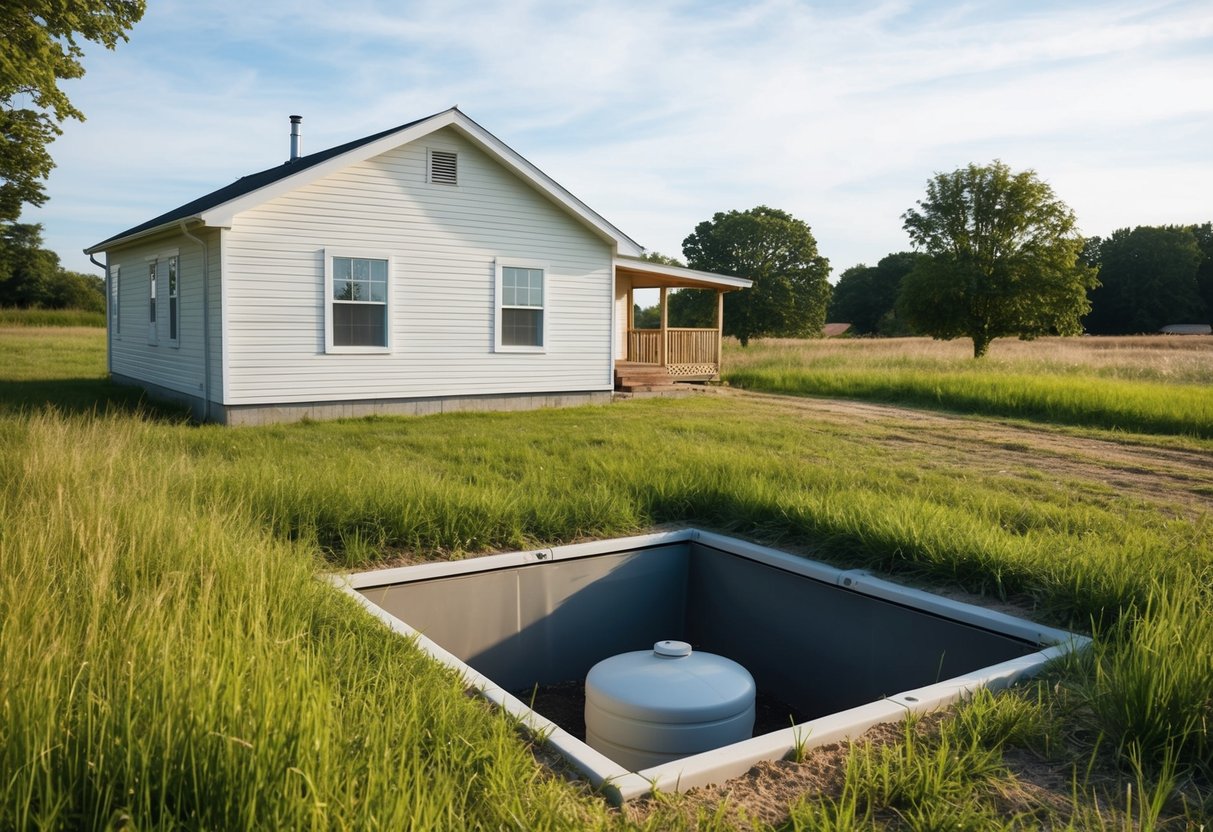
[0,377,193,423]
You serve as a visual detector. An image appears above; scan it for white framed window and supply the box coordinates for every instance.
[167,255,179,347]
[427,148,458,186]
[495,260,546,352]
[147,260,158,345]
[324,249,391,353]
[109,264,120,337]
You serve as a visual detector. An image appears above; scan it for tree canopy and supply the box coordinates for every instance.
[1083,225,1206,333]
[1,1,145,222]
[680,206,831,346]
[0,222,103,311]
[828,252,925,335]
[637,250,684,267]
[899,161,1096,357]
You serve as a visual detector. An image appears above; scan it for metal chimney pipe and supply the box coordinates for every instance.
[289,115,302,161]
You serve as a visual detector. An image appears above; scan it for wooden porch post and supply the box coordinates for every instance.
[715,290,724,368]
[659,286,668,367]
[627,287,634,330]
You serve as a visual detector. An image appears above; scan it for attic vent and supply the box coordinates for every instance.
[429,149,458,185]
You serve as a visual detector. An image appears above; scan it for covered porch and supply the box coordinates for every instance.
[613,257,752,390]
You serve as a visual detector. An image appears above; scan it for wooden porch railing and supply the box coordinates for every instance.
[627,329,662,364]
[626,328,720,373]
[666,329,718,366]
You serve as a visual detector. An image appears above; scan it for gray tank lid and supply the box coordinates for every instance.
[585,641,755,724]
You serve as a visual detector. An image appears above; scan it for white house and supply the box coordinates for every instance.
[85,108,751,425]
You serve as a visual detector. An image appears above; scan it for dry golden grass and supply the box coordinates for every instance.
[724,336,1213,386]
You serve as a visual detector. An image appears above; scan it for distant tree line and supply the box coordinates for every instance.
[827,221,1213,343]
[1081,223,1213,334]
[0,223,105,312]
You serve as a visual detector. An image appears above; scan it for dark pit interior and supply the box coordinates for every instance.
[359,541,1038,731]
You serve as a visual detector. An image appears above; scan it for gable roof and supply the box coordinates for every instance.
[86,108,643,256]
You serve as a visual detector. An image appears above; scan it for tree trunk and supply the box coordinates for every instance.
[972,334,992,358]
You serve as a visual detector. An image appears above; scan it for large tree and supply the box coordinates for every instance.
[899,161,1096,357]
[1084,226,1206,333]
[828,252,925,335]
[680,206,831,346]
[1,1,145,222]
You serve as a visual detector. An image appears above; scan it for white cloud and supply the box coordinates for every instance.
[28,0,1213,276]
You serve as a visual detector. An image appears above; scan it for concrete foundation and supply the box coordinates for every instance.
[110,373,611,425]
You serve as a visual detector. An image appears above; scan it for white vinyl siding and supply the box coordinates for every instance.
[222,126,613,404]
[106,231,221,404]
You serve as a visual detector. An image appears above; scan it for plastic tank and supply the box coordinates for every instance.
[584,640,756,771]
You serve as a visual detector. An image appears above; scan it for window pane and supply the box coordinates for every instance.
[503,268,516,306]
[502,308,542,347]
[170,298,177,340]
[502,266,543,308]
[335,257,388,302]
[333,302,386,347]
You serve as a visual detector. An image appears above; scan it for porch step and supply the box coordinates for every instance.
[616,383,683,393]
[614,362,675,391]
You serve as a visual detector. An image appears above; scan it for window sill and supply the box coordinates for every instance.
[495,346,546,354]
[325,346,392,355]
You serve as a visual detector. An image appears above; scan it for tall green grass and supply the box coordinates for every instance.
[727,365,1213,438]
[0,413,609,830]
[2,329,1211,827]
[158,402,1212,629]
[724,337,1213,438]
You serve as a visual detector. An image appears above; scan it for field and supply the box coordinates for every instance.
[723,336,1213,438]
[1,323,1210,829]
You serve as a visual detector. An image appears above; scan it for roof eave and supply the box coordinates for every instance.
[84,216,207,255]
[614,256,753,291]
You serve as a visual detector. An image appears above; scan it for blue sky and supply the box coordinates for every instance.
[30,0,1213,279]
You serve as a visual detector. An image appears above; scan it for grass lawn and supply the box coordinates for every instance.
[1,327,1210,829]
[723,336,1213,438]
